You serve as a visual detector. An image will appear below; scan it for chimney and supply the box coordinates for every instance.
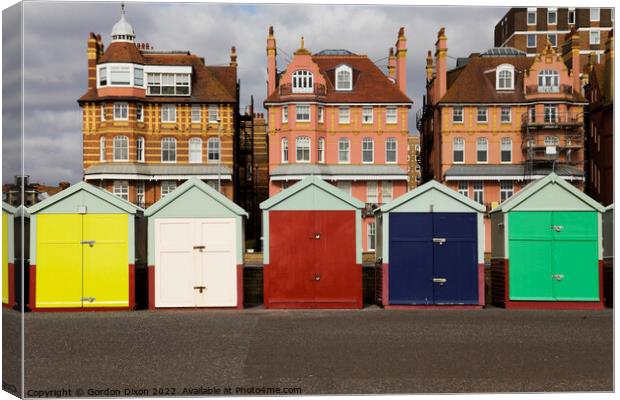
[87,32,99,90]
[395,27,407,94]
[435,27,448,101]
[267,26,277,96]
[425,50,434,82]
[230,46,238,68]
[387,47,396,80]
[568,27,581,93]
[604,29,614,102]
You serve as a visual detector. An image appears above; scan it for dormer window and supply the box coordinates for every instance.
[147,72,191,96]
[110,66,130,85]
[538,70,560,93]
[99,67,107,86]
[496,64,514,90]
[335,65,352,90]
[292,70,313,93]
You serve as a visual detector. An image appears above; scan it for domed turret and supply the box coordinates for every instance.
[111,3,135,43]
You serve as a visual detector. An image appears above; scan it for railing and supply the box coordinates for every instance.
[521,112,582,127]
[525,84,575,95]
[279,83,327,97]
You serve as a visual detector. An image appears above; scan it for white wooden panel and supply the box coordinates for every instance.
[197,218,237,307]
[155,219,196,307]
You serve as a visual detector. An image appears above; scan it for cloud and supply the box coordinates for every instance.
[7,1,508,185]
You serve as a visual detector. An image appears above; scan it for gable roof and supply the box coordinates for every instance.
[260,176,364,210]
[145,177,247,217]
[439,55,587,104]
[28,181,140,215]
[2,202,16,215]
[378,180,486,213]
[265,54,412,104]
[490,173,605,213]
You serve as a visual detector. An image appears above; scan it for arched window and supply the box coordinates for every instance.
[161,137,177,162]
[538,70,560,92]
[318,137,325,163]
[296,136,311,162]
[281,138,288,163]
[113,135,128,161]
[453,137,465,163]
[207,138,220,162]
[136,137,145,162]
[336,65,352,90]
[100,136,106,161]
[385,138,397,163]
[362,138,374,163]
[476,137,488,163]
[292,70,313,93]
[496,64,514,90]
[338,138,350,163]
[189,137,203,163]
[500,137,512,163]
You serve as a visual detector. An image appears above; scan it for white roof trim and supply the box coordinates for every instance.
[84,174,232,181]
[270,174,408,181]
[445,175,585,182]
[265,102,413,106]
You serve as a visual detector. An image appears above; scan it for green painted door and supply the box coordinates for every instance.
[508,211,600,301]
[508,212,554,300]
[552,212,599,301]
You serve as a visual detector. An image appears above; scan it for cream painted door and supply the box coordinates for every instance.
[155,219,198,307]
[196,218,237,307]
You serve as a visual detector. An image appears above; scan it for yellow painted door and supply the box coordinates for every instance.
[3,212,9,304]
[36,214,83,308]
[82,214,129,308]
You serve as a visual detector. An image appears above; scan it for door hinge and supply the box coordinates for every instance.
[194,285,206,293]
[432,238,447,245]
[81,240,96,247]
[193,245,206,251]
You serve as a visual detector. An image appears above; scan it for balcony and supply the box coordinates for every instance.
[521,112,583,129]
[525,84,576,96]
[279,83,326,97]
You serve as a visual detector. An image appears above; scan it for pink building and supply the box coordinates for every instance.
[264,27,413,252]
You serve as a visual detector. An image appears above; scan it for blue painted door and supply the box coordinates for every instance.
[389,213,434,304]
[388,212,478,305]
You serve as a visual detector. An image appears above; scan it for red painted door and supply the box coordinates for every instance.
[265,210,361,308]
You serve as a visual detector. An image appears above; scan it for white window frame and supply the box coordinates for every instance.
[500,181,514,202]
[161,137,177,163]
[146,72,191,96]
[500,137,512,164]
[339,107,350,124]
[335,65,352,91]
[367,181,378,204]
[453,137,465,163]
[547,8,557,25]
[362,107,373,124]
[496,64,514,90]
[477,107,488,123]
[527,8,537,25]
[136,181,145,208]
[538,70,560,93]
[544,104,558,123]
[134,67,144,87]
[296,136,311,163]
[381,181,393,204]
[161,104,176,123]
[458,181,468,198]
[110,66,131,85]
[208,105,219,123]
[591,8,600,22]
[113,135,129,161]
[590,30,601,45]
[473,181,484,204]
[189,137,203,163]
[453,106,464,123]
[568,8,576,24]
[100,103,106,121]
[476,137,488,164]
[527,34,536,49]
[292,70,314,93]
[191,105,201,123]
[385,138,397,163]
[547,33,557,48]
[386,107,398,124]
[362,138,374,164]
[113,180,129,201]
[501,107,511,123]
[367,222,376,252]
[136,136,145,162]
[99,67,107,86]
[295,104,311,122]
[113,102,129,121]
[318,106,324,123]
[160,181,177,198]
[281,138,289,163]
[136,103,144,122]
[207,137,220,163]
[338,138,350,164]
[99,136,106,161]
[282,106,288,123]
[318,137,325,163]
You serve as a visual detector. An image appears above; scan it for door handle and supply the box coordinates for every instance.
[313,274,321,281]
[551,274,564,281]
[311,233,321,240]
[432,238,446,245]
[193,245,205,252]
[81,240,96,247]
[81,297,96,303]
[550,225,564,232]
[194,285,206,293]
[433,277,447,284]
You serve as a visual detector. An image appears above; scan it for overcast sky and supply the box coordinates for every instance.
[2,1,508,186]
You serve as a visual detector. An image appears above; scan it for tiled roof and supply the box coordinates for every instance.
[444,164,584,178]
[265,55,412,104]
[439,56,587,104]
[84,162,232,176]
[79,44,236,103]
[270,164,407,177]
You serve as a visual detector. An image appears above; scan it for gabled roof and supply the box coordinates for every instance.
[606,204,614,211]
[439,55,587,104]
[490,173,605,214]
[260,176,364,210]
[2,202,16,215]
[145,177,247,217]
[28,181,141,215]
[378,180,486,213]
[265,54,412,104]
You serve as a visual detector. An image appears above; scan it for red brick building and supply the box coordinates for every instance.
[78,6,238,207]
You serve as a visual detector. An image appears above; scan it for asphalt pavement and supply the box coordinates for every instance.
[2,306,613,396]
